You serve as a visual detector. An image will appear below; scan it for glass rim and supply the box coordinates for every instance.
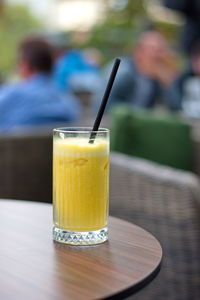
[53,127,109,134]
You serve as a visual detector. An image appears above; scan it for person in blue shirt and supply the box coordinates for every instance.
[0,37,81,132]
[53,47,101,97]
[54,50,98,91]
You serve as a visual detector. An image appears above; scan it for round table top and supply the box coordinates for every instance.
[0,200,162,300]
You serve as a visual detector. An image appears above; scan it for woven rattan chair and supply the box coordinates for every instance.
[0,120,109,203]
[1,132,200,299]
[0,132,52,202]
[110,152,200,300]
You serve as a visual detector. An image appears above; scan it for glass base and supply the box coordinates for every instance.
[53,226,108,245]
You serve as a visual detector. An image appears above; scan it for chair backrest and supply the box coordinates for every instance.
[110,152,200,300]
[111,105,194,171]
[0,132,52,202]
[0,117,110,203]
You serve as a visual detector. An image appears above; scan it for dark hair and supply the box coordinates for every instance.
[19,37,53,73]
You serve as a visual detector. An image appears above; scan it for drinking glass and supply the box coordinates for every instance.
[53,127,109,245]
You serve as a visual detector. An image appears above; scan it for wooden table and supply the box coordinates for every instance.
[0,200,162,300]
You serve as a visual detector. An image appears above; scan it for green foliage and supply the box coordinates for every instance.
[82,0,145,62]
[0,4,42,78]
[81,0,180,63]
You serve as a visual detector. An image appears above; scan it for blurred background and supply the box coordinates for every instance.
[0,0,183,81]
[1,0,200,168]
[1,3,200,299]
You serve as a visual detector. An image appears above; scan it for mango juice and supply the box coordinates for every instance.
[53,137,109,232]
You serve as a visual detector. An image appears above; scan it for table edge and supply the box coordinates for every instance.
[104,258,162,300]
[0,199,162,299]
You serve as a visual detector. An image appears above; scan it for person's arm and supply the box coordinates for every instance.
[163,74,187,111]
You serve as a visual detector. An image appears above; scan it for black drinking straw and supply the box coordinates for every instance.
[89,58,121,143]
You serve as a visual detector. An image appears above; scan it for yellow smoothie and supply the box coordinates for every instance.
[53,137,109,232]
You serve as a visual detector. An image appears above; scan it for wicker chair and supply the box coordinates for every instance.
[0,132,52,202]
[110,152,200,300]
[0,121,109,203]
[1,132,200,299]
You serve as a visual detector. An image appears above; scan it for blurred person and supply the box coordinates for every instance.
[98,30,178,110]
[167,42,200,117]
[67,48,103,96]
[0,37,81,132]
[163,0,200,55]
[51,33,101,96]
